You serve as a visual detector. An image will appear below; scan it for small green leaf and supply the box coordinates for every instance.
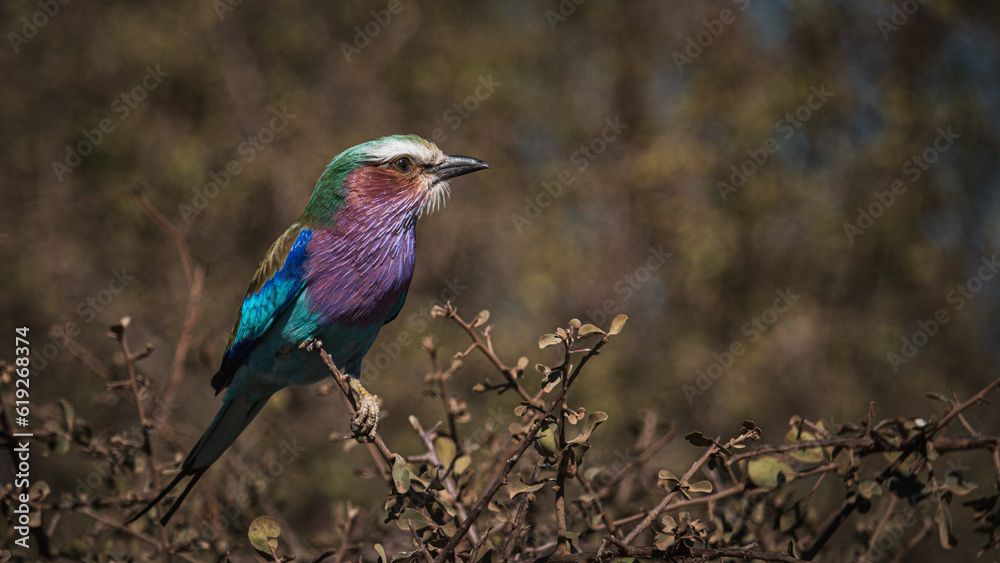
[374,543,388,563]
[688,480,713,494]
[568,411,608,444]
[608,314,628,335]
[858,479,883,499]
[924,392,953,404]
[395,508,435,531]
[578,324,605,337]
[473,310,490,327]
[49,433,70,456]
[434,437,457,468]
[685,431,714,448]
[248,515,281,554]
[779,502,806,533]
[566,442,592,465]
[392,455,412,493]
[29,481,50,502]
[935,504,957,548]
[784,428,825,464]
[507,477,546,499]
[568,318,581,329]
[533,419,558,458]
[542,372,562,393]
[658,470,678,482]
[746,456,794,489]
[538,333,562,349]
[58,399,75,433]
[454,455,472,475]
[476,548,496,563]
[514,404,527,416]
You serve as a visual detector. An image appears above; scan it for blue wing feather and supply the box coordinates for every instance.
[211,225,313,393]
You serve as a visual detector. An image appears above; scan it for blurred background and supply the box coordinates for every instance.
[2,0,999,559]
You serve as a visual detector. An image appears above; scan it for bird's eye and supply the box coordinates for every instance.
[392,156,413,173]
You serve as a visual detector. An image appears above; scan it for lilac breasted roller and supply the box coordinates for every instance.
[128,135,489,525]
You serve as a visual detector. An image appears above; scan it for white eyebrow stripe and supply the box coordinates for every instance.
[367,138,443,164]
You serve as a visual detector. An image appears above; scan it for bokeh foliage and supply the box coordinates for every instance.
[1,0,1000,561]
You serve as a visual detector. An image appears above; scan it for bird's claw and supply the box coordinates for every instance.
[349,378,379,443]
[298,338,323,352]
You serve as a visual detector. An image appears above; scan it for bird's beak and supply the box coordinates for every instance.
[428,155,490,181]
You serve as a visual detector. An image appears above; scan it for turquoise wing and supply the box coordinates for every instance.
[211,224,313,393]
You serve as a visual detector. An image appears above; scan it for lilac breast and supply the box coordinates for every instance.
[304,221,416,327]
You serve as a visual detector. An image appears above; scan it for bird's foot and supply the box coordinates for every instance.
[349,378,379,443]
[298,338,324,352]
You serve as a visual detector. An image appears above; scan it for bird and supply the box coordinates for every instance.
[127,134,489,526]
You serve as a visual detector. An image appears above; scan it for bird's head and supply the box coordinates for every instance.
[303,135,489,224]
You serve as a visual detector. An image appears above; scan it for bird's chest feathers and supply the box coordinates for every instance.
[304,221,415,326]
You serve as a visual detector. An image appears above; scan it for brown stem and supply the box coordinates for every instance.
[500,456,545,562]
[77,508,201,563]
[621,442,717,545]
[505,544,808,563]
[801,376,1000,559]
[595,426,676,499]
[409,415,478,544]
[432,333,609,563]
[442,304,536,404]
[162,265,204,408]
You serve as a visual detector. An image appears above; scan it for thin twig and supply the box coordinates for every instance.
[309,343,395,464]
[863,495,899,562]
[501,456,545,561]
[506,544,809,563]
[332,504,357,563]
[442,304,536,404]
[410,415,478,544]
[309,549,338,563]
[595,426,676,499]
[576,470,615,535]
[163,265,204,408]
[111,322,169,557]
[621,443,716,545]
[408,519,435,563]
[801,376,1000,559]
[133,189,194,286]
[77,508,202,563]
[432,333,613,563]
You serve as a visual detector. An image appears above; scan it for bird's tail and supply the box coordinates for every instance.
[126,394,269,526]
